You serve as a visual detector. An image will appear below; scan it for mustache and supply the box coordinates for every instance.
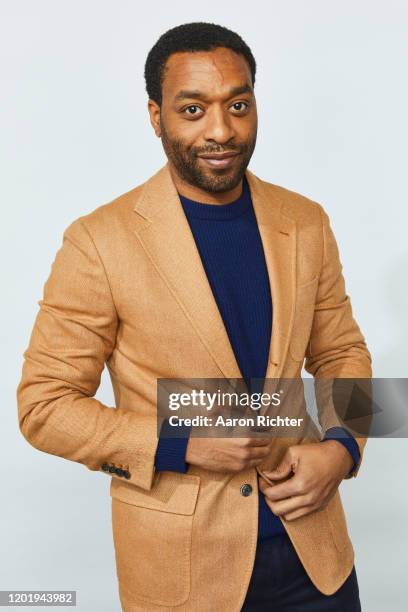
[193,144,246,155]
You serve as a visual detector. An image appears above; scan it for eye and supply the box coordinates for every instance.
[230,101,249,113]
[183,105,204,117]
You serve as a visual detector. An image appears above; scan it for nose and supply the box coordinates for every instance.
[203,105,235,144]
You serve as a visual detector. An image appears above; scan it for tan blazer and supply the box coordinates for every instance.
[17,163,372,611]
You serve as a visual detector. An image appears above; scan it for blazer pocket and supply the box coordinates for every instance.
[110,472,200,607]
[288,277,319,362]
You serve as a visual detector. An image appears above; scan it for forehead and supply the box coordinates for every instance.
[162,48,252,98]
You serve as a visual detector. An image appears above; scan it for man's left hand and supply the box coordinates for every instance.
[258,441,354,521]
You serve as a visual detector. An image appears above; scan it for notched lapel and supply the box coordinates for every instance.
[245,170,297,379]
[132,164,243,379]
[131,164,297,382]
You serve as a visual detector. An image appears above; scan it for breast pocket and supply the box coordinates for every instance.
[110,472,200,607]
[289,277,319,362]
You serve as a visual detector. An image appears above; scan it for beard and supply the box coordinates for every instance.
[160,120,257,194]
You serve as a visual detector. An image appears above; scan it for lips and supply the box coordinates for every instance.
[197,151,240,169]
[198,151,239,159]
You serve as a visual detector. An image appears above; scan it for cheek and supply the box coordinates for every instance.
[164,119,202,149]
[230,119,256,144]
[174,121,204,146]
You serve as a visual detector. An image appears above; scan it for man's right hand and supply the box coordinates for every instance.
[185,435,273,473]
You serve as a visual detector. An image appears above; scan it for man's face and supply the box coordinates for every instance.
[150,47,258,194]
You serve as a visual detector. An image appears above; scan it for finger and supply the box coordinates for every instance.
[262,475,306,501]
[262,482,293,501]
[258,476,276,493]
[244,436,273,447]
[247,445,273,459]
[283,506,318,521]
[264,460,294,481]
[265,495,311,516]
[248,455,271,469]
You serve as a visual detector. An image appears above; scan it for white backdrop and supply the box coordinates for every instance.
[1,1,407,610]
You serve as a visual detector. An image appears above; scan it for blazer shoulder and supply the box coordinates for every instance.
[259,178,327,226]
[64,181,146,241]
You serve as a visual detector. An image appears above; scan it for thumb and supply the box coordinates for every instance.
[265,454,298,480]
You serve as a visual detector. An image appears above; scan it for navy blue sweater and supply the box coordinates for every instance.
[155,175,359,540]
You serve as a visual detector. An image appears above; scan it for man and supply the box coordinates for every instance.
[17,22,371,612]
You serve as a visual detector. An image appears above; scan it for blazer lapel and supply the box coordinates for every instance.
[245,169,297,379]
[132,163,297,381]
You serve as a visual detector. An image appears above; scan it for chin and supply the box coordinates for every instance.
[206,173,243,193]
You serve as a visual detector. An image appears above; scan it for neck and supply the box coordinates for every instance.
[168,165,243,204]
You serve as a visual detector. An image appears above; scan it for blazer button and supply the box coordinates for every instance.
[240,483,253,497]
[115,467,124,477]
[101,463,110,472]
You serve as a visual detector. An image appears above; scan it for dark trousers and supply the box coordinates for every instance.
[241,533,361,611]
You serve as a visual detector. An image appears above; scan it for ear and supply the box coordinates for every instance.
[147,99,161,137]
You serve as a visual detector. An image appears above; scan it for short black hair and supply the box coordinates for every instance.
[144,22,256,106]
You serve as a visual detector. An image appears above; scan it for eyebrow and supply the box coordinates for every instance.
[174,84,253,102]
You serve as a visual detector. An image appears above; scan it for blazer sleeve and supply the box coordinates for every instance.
[16,217,158,491]
[304,206,373,479]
